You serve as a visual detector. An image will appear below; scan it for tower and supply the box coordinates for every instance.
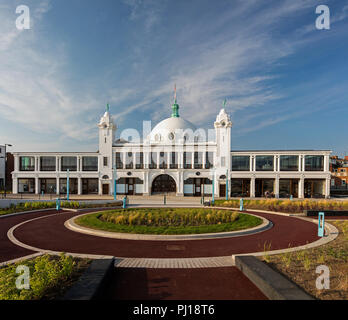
[98,104,116,194]
[214,101,232,175]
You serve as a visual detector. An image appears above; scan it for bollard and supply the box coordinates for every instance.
[240,198,244,211]
[123,196,127,209]
[290,195,293,201]
[318,212,325,237]
[56,198,61,211]
[164,194,166,205]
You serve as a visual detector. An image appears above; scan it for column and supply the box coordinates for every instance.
[35,156,38,172]
[98,179,102,195]
[250,176,255,198]
[325,176,330,199]
[299,176,304,199]
[13,177,18,194]
[15,156,19,171]
[78,177,82,195]
[35,176,39,194]
[302,155,305,172]
[56,177,60,195]
[56,156,60,172]
[274,175,279,198]
[203,151,206,169]
[143,173,149,196]
[178,171,184,196]
[37,156,41,172]
[191,152,195,169]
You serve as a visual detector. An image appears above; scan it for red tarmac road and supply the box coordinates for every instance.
[2,209,320,260]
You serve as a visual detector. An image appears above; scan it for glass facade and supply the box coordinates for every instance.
[19,157,35,171]
[82,178,98,194]
[18,178,35,193]
[82,157,98,171]
[116,152,123,169]
[194,152,203,169]
[232,156,250,171]
[255,156,274,171]
[205,152,214,169]
[184,152,192,169]
[305,155,324,171]
[159,152,167,169]
[40,178,56,194]
[61,157,77,171]
[149,152,157,169]
[170,152,178,169]
[40,156,56,171]
[125,152,133,169]
[135,152,144,169]
[60,178,78,194]
[280,155,299,171]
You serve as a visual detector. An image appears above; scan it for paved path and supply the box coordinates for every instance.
[7,210,320,260]
[102,267,268,300]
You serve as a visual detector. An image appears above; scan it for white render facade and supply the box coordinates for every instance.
[11,99,332,198]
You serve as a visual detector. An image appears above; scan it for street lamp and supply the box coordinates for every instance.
[2,144,12,198]
[113,165,117,200]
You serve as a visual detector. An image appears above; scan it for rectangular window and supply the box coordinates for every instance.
[255,156,274,171]
[40,156,56,171]
[159,152,167,169]
[149,152,157,169]
[61,157,77,171]
[279,155,299,171]
[305,155,324,171]
[205,152,214,169]
[194,152,203,169]
[19,156,35,171]
[18,178,35,193]
[232,156,250,171]
[183,152,192,169]
[103,157,108,167]
[170,152,178,169]
[135,152,144,169]
[116,152,123,169]
[82,157,98,171]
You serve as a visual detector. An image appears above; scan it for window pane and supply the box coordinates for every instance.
[170,152,178,169]
[159,152,167,169]
[20,157,35,171]
[280,155,299,171]
[205,152,214,169]
[149,152,157,169]
[255,156,274,171]
[82,157,98,171]
[194,152,203,169]
[61,157,77,171]
[116,152,123,169]
[136,152,144,169]
[184,152,192,169]
[305,156,324,171]
[40,157,56,171]
[125,152,133,169]
[232,156,250,171]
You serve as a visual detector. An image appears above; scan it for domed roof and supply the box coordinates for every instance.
[148,97,198,143]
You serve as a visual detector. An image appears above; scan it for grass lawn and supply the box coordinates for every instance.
[0,254,91,300]
[260,220,348,300]
[75,208,263,235]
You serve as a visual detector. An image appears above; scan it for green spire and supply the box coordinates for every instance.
[171,100,179,118]
[171,84,179,117]
[106,103,110,112]
[223,99,227,108]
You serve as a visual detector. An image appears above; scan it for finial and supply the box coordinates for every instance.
[171,85,179,118]
[223,99,227,108]
[106,103,110,112]
[174,84,177,103]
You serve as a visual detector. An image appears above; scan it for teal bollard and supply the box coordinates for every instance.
[123,196,127,209]
[240,198,244,211]
[290,195,293,201]
[318,212,325,237]
[56,198,61,211]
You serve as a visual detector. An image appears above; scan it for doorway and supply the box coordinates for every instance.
[102,184,109,195]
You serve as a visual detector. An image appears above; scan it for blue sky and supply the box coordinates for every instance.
[0,0,347,156]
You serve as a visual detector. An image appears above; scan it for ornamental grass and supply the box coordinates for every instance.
[217,199,348,213]
[99,208,240,227]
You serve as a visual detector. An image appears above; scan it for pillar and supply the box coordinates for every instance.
[274,175,279,198]
[56,177,60,195]
[78,177,82,195]
[250,176,255,198]
[299,176,304,199]
[325,176,330,199]
[13,177,18,194]
[35,176,39,194]
[98,179,102,195]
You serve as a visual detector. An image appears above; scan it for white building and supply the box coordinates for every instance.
[11,97,332,198]
[0,145,5,190]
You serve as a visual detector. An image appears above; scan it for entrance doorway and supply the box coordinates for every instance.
[102,184,109,195]
[194,178,202,196]
[219,184,226,198]
[126,178,134,195]
[151,175,176,194]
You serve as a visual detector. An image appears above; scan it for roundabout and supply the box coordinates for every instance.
[1,206,337,266]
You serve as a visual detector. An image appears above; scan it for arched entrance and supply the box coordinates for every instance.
[151,174,177,194]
